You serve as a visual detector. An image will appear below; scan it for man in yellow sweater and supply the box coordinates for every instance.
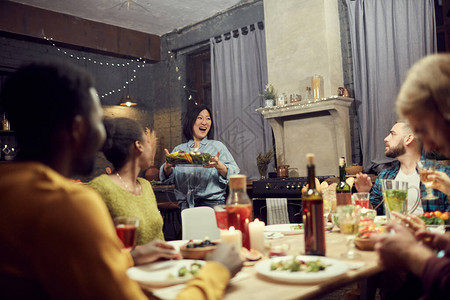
[0,61,242,299]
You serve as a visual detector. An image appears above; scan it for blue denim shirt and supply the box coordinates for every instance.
[160,138,240,209]
[371,160,450,215]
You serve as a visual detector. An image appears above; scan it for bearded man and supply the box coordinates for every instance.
[355,120,450,215]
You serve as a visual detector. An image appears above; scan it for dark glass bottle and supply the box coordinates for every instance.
[302,154,326,256]
[336,157,352,206]
[226,174,253,250]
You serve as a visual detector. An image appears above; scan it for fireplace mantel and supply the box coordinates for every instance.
[257,96,354,176]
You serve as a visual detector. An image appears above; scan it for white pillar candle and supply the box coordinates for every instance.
[220,226,242,252]
[249,218,265,253]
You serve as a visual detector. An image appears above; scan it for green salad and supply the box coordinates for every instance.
[270,257,328,273]
[289,224,303,231]
[167,262,203,279]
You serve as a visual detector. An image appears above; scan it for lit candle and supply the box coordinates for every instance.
[249,218,265,253]
[220,226,242,252]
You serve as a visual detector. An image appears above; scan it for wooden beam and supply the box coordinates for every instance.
[0,1,160,62]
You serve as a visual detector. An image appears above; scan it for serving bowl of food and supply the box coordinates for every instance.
[179,239,218,260]
[166,151,211,165]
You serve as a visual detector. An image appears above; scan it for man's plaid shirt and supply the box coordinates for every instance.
[371,160,450,215]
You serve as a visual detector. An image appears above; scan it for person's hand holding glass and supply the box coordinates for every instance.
[337,204,361,259]
[417,159,438,200]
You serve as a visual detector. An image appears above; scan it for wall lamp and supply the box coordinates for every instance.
[120,95,137,107]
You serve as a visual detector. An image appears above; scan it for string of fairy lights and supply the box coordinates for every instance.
[43,36,145,100]
[43,36,196,104]
[167,50,197,105]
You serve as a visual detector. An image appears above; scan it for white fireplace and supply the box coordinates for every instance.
[257,97,354,177]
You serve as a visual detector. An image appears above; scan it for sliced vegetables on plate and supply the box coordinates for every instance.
[419,211,450,226]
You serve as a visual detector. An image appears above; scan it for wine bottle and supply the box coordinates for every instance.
[336,157,352,206]
[302,154,326,256]
[226,174,253,250]
[2,113,10,131]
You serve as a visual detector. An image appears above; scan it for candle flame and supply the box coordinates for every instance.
[254,218,259,222]
[229,226,235,231]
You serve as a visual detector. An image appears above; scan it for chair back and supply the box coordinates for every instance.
[181,207,220,240]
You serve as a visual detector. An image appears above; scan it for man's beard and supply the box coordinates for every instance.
[385,142,406,158]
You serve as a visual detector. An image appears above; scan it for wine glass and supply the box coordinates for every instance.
[114,216,139,251]
[417,160,438,200]
[337,204,361,259]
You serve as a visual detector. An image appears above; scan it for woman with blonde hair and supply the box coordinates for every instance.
[396,53,450,196]
[372,54,450,300]
[396,53,450,158]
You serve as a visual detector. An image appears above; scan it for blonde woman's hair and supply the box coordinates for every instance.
[396,54,450,121]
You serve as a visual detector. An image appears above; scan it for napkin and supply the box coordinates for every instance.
[266,198,289,225]
[150,271,250,300]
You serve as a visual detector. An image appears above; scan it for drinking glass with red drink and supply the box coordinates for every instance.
[352,192,370,209]
[213,205,228,230]
[114,216,139,250]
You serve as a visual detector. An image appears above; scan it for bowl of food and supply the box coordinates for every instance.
[354,237,376,251]
[355,217,387,251]
[345,165,363,175]
[179,239,218,260]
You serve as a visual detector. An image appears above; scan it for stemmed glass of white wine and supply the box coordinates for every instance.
[338,204,361,259]
[417,160,438,200]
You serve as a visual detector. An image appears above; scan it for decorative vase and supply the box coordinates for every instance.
[258,165,268,180]
[265,99,274,107]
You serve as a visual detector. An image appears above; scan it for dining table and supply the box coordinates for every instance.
[221,229,382,300]
[137,226,384,300]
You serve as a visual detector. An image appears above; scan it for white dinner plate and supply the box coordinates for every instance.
[254,255,349,284]
[264,223,333,235]
[127,259,206,287]
[264,224,304,235]
[427,225,447,234]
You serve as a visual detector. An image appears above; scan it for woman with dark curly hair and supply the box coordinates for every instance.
[88,117,164,244]
[160,105,240,210]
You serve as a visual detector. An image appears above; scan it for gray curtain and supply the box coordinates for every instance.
[210,22,273,180]
[345,0,436,169]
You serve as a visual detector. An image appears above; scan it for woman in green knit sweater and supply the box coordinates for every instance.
[88,118,164,245]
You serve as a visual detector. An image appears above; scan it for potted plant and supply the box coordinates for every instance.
[260,84,277,107]
[256,149,274,179]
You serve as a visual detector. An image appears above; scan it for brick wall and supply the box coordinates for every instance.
[0,32,160,180]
